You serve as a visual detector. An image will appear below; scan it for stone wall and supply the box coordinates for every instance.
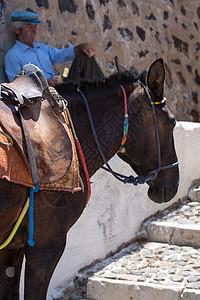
[0,0,199,121]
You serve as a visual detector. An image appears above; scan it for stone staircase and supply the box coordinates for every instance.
[69,185,200,300]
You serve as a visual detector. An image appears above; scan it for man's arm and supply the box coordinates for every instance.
[4,52,22,82]
[48,45,75,66]
[48,43,95,66]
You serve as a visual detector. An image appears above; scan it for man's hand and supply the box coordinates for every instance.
[75,43,95,57]
[48,76,63,86]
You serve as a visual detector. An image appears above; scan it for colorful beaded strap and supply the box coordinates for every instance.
[153,97,167,105]
[117,85,129,153]
[117,86,167,154]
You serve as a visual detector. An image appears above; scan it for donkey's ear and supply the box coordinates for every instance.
[146,58,165,99]
[114,56,127,73]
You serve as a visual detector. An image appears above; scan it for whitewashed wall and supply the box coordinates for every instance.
[19,121,200,299]
[47,121,200,298]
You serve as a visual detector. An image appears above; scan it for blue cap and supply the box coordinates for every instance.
[11,11,41,24]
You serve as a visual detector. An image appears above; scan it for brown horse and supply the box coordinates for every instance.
[0,58,179,299]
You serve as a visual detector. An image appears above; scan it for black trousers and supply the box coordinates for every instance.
[64,50,105,83]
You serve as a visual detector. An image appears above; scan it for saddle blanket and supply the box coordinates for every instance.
[0,99,81,192]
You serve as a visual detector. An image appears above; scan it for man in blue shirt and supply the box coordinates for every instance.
[4,11,104,85]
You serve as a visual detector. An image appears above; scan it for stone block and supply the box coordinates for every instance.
[147,221,200,247]
[146,221,174,243]
[188,187,200,202]
[182,289,200,300]
[87,278,181,300]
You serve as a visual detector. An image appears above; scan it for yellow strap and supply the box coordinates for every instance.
[0,197,30,250]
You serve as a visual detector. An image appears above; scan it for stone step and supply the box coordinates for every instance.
[146,221,200,247]
[71,199,200,299]
[87,278,200,300]
[188,185,200,202]
[143,200,200,247]
[84,241,200,300]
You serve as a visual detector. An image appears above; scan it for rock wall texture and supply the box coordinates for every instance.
[0,0,199,121]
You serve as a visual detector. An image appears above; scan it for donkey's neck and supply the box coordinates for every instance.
[69,86,126,177]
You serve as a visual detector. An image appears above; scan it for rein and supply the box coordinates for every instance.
[77,81,178,185]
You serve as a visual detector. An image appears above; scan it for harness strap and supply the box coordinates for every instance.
[62,101,91,205]
[117,85,129,153]
[18,105,38,187]
[75,139,91,205]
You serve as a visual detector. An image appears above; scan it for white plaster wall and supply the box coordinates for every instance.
[45,121,200,298]
[20,121,200,299]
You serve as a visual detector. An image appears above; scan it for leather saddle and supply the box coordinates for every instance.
[0,66,73,186]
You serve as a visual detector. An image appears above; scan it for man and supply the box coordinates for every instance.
[4,10,104,85]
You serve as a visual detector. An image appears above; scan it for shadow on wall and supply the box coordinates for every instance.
[0,2,16,84]
[0,57,8,84]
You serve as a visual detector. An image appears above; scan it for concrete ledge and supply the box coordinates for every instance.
[147,221,200,247]
[87,278,200,300]
[87,278,181,300]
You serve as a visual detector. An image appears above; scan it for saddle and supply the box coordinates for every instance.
[0,65,80,191]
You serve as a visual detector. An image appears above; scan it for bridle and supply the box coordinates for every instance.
[77,81,179,186]
[135,81,179,181]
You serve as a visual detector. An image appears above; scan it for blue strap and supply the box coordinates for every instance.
[28,183,39,246]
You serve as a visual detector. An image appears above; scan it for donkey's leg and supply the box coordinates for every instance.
[0,247,24,300]
[24,238,66,300]
[24,174,87,300]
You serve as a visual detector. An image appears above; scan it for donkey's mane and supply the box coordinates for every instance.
[55,69,147,95]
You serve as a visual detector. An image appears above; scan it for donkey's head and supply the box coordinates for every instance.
[116,57,179,203]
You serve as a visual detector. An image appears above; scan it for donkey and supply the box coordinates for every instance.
[0,58,179,299]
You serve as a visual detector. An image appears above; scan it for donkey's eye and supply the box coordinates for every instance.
[168,119,176,129]
[164,118,176,129]
[163,120,175,130]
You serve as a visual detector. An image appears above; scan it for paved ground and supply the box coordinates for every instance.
[63,186,200,299]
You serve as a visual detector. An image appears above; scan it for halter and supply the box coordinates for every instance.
[77,82,179,186]
[136,81,178,181]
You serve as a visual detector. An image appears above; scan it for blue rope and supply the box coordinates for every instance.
[28,183,39,246]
